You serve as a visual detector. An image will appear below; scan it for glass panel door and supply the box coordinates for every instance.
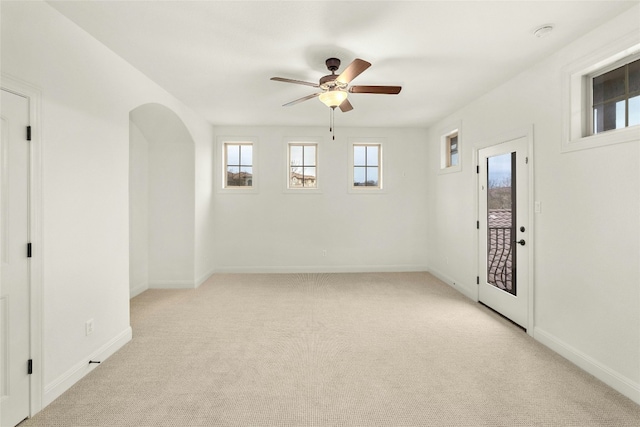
[478,135,530,330]
[487,152,516,295]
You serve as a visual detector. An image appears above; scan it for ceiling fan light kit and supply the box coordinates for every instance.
[319,89,348,108]
[271,57,402,139]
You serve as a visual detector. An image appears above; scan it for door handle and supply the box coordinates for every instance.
[515,239,526,246]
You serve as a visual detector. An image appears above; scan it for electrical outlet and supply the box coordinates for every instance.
[85,319,94,336]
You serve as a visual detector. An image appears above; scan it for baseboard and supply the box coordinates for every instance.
[148,280,196,289]
[534,327,640,405]
[212,264,429,274]
[195,267,216,288]
[43,327,132,408]
[428,267,477,301]
[129,281,148,298]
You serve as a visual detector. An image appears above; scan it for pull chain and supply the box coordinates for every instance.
[330,107,335,140]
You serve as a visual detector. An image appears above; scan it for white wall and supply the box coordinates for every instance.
[129,121,149,297]
[212,126,429,273]
[195,130,216,285]
[131,104,196,289]
[1,0,215,409]
[426,6,640,403]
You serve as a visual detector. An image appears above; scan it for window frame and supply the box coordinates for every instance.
[287,141,320,191]
[217,137,258,194]
[588,55,640,135]
[285,138,322,193]
[348,138,384,193]
[439,122,462,174]
[562,32,640,152]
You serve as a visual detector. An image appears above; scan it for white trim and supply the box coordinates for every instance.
[534,327,640,405]
[195,267,215,288]
[43,327,132,408]
[561,31,640,152]
[439,120,462,174]
[212,265,428,274]
[428,267,477,301]
[129,281,148,299]
[148,280,196,289]
[1,73,44,416]
[215,136,258,194]
[474,125,535,336]
[347,137,386,193]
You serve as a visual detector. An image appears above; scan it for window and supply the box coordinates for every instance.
[562,33,640,152]
[288,143,317,189]
[353,144,381,188]
[446,132,459,167]
[591,58,640,134]
[439,123,462,173]
[224,143,253,188]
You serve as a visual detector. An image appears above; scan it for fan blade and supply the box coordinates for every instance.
[349,85,402,94]
[271,77,319,88]
[339,98,353,112]
[336,59,371,84]
[283,93,320,106]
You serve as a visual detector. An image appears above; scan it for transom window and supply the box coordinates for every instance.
[591,58,640,134]
[288,144,317,189]
[353,144,380,188]
[224,143,253,188]
[446,133,459,167]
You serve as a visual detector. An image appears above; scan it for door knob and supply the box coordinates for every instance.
[515,239,526,246]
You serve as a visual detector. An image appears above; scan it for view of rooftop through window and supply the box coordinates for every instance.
[225,143,253,187]
[289,144,317,188]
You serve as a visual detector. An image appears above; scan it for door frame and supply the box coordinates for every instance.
[473,125,535,336]
[1,74,44,416]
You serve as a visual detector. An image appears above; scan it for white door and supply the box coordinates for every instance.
[1,89,31,427]
[478,136,529,329]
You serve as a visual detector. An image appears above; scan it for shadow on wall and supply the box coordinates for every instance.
[129,103,196,298]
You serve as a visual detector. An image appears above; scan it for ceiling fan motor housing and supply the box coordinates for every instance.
[325,58,341,72]
[320,58,346,90]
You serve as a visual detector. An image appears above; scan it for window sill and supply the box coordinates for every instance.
[283,187,323,195]
[562,125,640,153]
[348,186,386,194]
[438,165,462,175]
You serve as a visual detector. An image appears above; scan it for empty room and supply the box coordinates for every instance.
[1,1,639,426]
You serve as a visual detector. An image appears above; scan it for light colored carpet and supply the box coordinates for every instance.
[21,272,640,426]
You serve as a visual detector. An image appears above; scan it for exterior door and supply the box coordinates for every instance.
[478,136,529,329]
[1,89,31,427]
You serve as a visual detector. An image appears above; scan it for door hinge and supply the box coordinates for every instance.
[27,126,32,141]
[526,156,529,164]
[28,359,33,375]
[476,165,479,174]
[27,243,32,258]
[476,276,480,285]
[476,220,480,229]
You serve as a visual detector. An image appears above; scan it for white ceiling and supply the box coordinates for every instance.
[47,0,639,128]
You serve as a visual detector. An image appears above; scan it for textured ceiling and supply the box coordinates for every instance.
[47,1,639,128]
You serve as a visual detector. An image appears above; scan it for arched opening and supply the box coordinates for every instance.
[129,103,195,297]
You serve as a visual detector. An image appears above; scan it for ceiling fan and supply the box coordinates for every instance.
[271,58,402,113]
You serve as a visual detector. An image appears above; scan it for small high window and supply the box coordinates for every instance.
[224,143,253,188]
[288,143,317,189]
[446,133,459,167]
[440,125,462,173]
[591,58,640,134]
[353,144,380,188]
